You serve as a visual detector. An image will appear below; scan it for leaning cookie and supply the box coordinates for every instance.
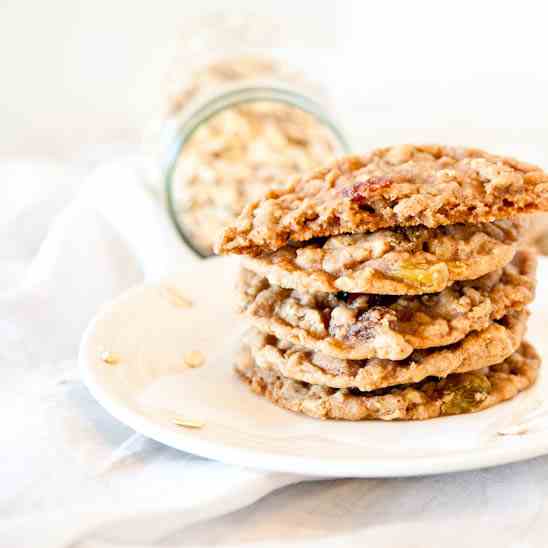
[242,221,523,295]
[217,144,548,256]
[243,310,527,392]
[235,341,539,421]
[239,250,536,360]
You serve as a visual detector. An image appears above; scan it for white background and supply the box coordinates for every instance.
[2,0,548,164]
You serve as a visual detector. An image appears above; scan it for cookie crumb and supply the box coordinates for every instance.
[100,351,120,365]
[184,350,205,368]
[497,425,529,436]
[162,286,193,308]
[173,417,204,429]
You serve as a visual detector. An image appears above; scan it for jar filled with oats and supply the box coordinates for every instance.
[159,15,349,257]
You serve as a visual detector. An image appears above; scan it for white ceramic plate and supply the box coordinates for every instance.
[80,256,548,478]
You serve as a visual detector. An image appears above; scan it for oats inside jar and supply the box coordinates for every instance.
[170,101,339,256]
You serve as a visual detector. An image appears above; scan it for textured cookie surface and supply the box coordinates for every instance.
[242,220,523,294]
[216,145,548,256]
[236,341,539,421]
[243,310,528,392]
[239,250,536,360]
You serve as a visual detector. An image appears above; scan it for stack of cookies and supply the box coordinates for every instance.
[216,145,548,420]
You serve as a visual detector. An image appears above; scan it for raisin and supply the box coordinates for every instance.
[335,291,351,302]
[440,374,491,415]
[341,176,393,204]
[345,307,396,341]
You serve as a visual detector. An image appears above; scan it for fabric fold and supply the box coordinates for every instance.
[0,158,302,548]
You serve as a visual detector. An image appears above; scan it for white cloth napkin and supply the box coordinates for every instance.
[6,155,548,548]
[0,157,302,547]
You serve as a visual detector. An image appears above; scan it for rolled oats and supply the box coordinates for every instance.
[171,101,339,255]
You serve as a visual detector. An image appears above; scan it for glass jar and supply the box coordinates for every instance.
[163,84,349,257]
[156,14,350,257]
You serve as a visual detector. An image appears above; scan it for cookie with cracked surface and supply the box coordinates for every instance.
[238,249,536,360]
[235,341,539,421]
[216,144,548,256]
[243,310,528,392]
[242,220,523,295]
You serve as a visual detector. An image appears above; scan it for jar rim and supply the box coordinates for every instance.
[164,84,351,258]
